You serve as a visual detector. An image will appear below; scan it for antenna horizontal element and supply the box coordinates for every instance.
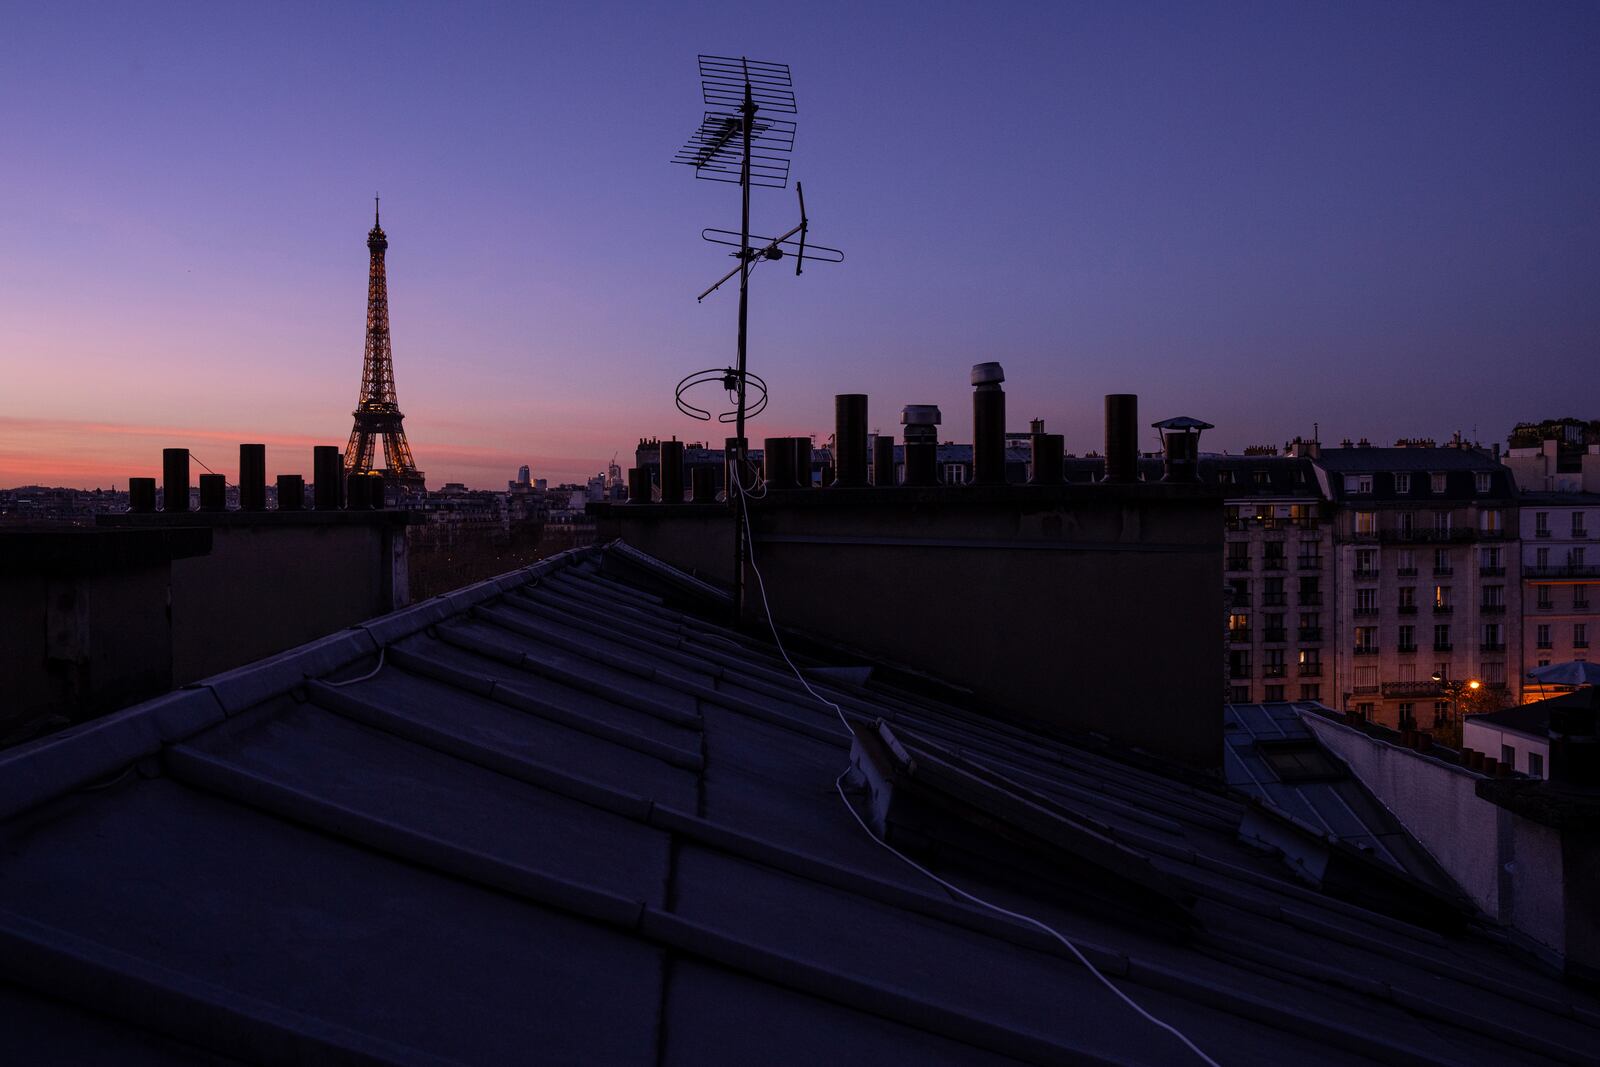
[698,54,795,114]
[672,112,796,188]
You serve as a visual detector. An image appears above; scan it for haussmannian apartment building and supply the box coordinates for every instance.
[1312,443,1521,732]
[1219,455,1334,706]
[1520,492,1600,683]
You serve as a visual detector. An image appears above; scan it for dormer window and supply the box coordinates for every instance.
[1394,473,1411,494]
[1430,473,1447,494]
[1344,474,1372,494]
[1475,472,1492,494]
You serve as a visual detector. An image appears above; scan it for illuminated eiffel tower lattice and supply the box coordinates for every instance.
[344,198,425,492]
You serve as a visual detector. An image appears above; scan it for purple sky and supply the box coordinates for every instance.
[3,2,1597,488]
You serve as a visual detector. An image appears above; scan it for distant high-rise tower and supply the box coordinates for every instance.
[344,199,425,491]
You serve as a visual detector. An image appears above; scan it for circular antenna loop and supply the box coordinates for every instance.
[675,367,769,424]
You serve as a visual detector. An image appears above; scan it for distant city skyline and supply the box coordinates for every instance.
[3,2,1596,489]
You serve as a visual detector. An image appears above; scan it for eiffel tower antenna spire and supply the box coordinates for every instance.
[344,203,425,493]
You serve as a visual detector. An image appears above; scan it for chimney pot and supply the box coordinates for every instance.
[163,448,190,513]
[901,406,941,486]
[691,465,717,503]
[128,477,157,513]
[198,473,226,512]
[833,394,869,487]
[1029,433,1064,484]
[873,434,897,486]
[239,444,267,510]
[1103,395,1138,483]
[627,466,650,502]
[276,474,304,511]
[313,446,344,510]
[971,363,1006,485]
[659,439,685,503]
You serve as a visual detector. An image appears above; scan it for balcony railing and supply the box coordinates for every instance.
[1433,604,1454,614]
[1397,604,1418,615]
[1354,646,1380,656]
[1481,642,1506,653]
[1396,567,1418,577]
[1230,631,1251,644]
[1229,668,1252,679]
[1382,681,1442,698]
[1299,664,1323,676]
[1262,594,1287,607]
[1480,566,1505,577]
[1297,558,1321,570]
[1297,628,1324,642]
[1480,604,1505,615]
[1353,607,1380,617]
[1538,641,1553,649]
[1396,643,1418,653]
[1526,563,1600,579]
[1262,559,1287,572]
[1433,567,1454,577]
[1353,569,1379,580]
[1377,528,1483,544]
[1536,529,1552,538]
[1434,643,1453,652]
[1578,640,1591,649]
[1299,593,1323,606]
[1263,628,1287,643]
[1263,664,1287,678]
[1227,558,1251,571]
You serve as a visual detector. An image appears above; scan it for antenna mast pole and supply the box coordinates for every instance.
[731,77,756,623]
[673,55,837,625]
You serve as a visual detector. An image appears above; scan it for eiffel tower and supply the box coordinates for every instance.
[344,198,426,492]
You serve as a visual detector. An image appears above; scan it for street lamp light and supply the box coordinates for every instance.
[1431,672,1482,742]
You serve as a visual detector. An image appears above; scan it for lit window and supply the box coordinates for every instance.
[1480,509,1503,533]
[1354,511,1377,535]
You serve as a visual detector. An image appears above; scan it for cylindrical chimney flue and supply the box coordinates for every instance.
[762,436,796,490]
[1030,433,1064,484]
[346,472,371,510]
[129,477,157,513]
[691,465,717,503]
[1163,430,1199,482]
[199,474,226,512]
[833,394,868,487]
[239,444,266,510]
[790,437,814,489]
[627,466,650,502]
[313,446,344,510]
[163,448,190,513]
[276,475,304,511]
[971,363,1006,485]
[901,405,941,487]
[198,473,227,511]
[659,440,685,503]
[873,435,896,487]
[1104,394,1138,483]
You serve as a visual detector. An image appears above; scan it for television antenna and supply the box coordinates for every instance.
[672,54,842,622]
